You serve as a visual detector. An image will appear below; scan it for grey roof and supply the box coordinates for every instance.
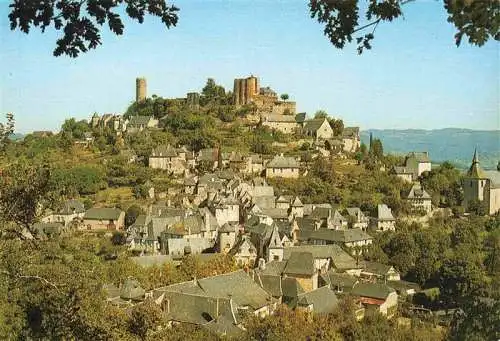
[362,261,396,276]
[406,152,430,163]
[257,274,282,297]
[291,196,303,207]
[257,260,287,277]
[84,208,122,220]
[297,286,339,314]
[198,148,219,162]
[33,222,63,238]
[351,282,396,300]
[276,195,293,203]
[59,199,85,215]
[321,271,358,292]
[281,277,305,297]
[377,204,395,221]
[303,118,328,132]
[394,166,412,174]
[266,155,300,169]
[284,245,358,270]
[260,208,289,219]
[342,127,360,138]
[283,252,315,276]
[308,228,373,244]
[484,170,500,188]
[252,186,274,197]
[407,184,431,200]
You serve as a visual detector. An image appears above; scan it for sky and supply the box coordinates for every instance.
[0,0,499,133]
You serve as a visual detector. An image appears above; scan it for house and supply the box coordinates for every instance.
[82,208,125,230]
[153,270,277,331]
[229,235,258,267]
[345,207,369,230]
[342,127,361,153]
[309,207,348,230]
[406,183,432,214]
[361,261,401,281]
[351,282,398,318]
[127,115,159,132]
[265,154,300,179]
[261,113,298,134]
[302,118,334,140]
[208,194,240,226]
[375,204,396,231]
[295,286,340,315]
[197,148,220,170]
[251,185,275,209]
[393,166,413,183]
[283,252,318,292]
[41,199,85,227]
[283,244,358,274]
[320,271,359,294]
[149,145,189,175]
[404,152,432,180]
[462,149,500,215]
[32,222,64,239]
[218,223,239,254]
[308,228,373,254]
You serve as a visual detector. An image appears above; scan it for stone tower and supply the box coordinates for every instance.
[233,75,260,106]
[463,148,488,210]
[136,77,147,102]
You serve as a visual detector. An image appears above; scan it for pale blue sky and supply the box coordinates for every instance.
[1,0,498,133]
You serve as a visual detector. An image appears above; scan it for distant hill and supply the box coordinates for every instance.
[361,129,500,170]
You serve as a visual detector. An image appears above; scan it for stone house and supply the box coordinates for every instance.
[229,235,258,267]
[406,184,432,214]
[392,166,413,183]
[149,145,189,175]
[283,252,318,292]
[342,127,360,153]
[375,204,396,231]
[462,150,500,215]
[42,199,85,227]
[265,154,300,179]
[82,207,125,230]
[361,261,401,281]
[260,114,298,134]
[218,223,239,254]
[209,194,240,226]
[127,115,159,133]
[197,148,220,170]
[303,118,334,140]
[404,152,432,180]
[351,283,398,318]
[345,207,369,230]
[308,228,373,254]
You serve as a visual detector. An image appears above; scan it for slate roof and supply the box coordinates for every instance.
[291,196,303,207]
[308,228,373,243]
[257,260,287,277]
[260,208,289,219]
[257,274,282,297]
[266,155,300,169]
[59,199,85,215]
[252,186,274,197]
[303,118,328,132]
[362,261,396,276]
[120,278,145,301]
[33,222,63,238]
[342,127,360,138]
[406,151,430,163]
[297,286,339,314]
[377,204,395,221]
[281,277,305,297]
[407,184,431,199]
[284,245,358,270]
[198,148,219,162]
[484,170,500,188]
[283,252,315,276]
[84,208,122,220]
[321,271,358,291]
[351,282,396,300]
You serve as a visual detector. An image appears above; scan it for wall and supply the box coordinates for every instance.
[215,205,239,226]
[417,162,432,177]
[266,167,300,179]
[377,220,395,231]
[294,273,318,292]
[82,213,125,231]
[488,186,500,215]
[261,120,298,134]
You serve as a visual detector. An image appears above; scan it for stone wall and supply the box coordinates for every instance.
[136,77,147,102]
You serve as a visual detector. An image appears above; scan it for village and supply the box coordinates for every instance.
[28,75,500,337]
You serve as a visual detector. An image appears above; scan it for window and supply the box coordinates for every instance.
[273,255,279,261]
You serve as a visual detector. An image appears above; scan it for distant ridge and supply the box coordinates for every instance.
[361,129,500,170]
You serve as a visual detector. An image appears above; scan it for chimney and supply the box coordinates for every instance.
[258,258,266,271]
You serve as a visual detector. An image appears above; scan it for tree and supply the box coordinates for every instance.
[309,0,500,54]
[200,78,227,106]
[280,93,289,101]
[314,110,328,119]
[61,118,90,139]
[329,118,344,136]
[128,299,162,340]
[0,112,15,151]
[448,297,500,341]
[8,0,179,57]
[370,138,384,160]
[125,205,145,227]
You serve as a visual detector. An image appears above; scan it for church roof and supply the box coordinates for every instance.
[466,149,488,179]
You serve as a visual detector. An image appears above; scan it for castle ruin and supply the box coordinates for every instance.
[136,77,147,102]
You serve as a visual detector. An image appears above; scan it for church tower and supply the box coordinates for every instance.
[463,148,488,211]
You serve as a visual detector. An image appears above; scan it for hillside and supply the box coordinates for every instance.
[361,129,500,170]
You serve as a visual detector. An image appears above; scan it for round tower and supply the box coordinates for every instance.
[136,77,147,102]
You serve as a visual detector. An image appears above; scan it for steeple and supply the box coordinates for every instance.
[467,148,486,178]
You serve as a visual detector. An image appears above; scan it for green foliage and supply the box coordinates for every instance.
[54,165,107,195]
[420,162,463,207]
[309,0,499,54]
[61,118,90,139]
[314,110,328,119]
[0,112,15,151]
[329,118,344,136]
[280,93,289,101]
[200,78,229,106]
[448,297,500,341]
[125,205,145,227]
[128,299,163,340]
[8,0,179,57]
